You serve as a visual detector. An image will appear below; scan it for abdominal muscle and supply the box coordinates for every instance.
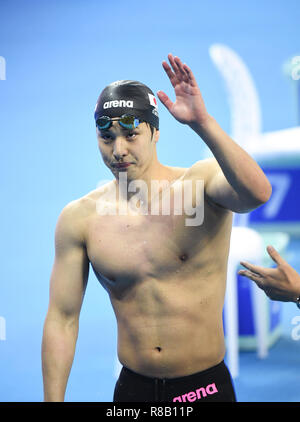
[109,274,226,379]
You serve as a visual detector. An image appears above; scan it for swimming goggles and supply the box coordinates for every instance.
[96,114,142,131]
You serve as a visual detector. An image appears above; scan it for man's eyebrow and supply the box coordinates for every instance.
[120,126,140,133]
[99,129,113,137]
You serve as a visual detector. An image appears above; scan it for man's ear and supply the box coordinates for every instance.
[153,129,160,143]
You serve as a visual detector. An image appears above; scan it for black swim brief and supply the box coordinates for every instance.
[113,360,236,402]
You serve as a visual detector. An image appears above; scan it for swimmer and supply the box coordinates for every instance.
[42,54,272,402]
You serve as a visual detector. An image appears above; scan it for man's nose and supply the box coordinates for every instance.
[113,137,129,161]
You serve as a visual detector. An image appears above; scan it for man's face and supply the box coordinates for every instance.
[96,120,158,180]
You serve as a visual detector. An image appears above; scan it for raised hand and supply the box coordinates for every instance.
[157,53,209,127]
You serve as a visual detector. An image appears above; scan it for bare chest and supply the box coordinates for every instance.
[84,189,232,296]
[86,212,202,285]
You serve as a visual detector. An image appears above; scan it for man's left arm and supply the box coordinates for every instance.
[157,53,272,213]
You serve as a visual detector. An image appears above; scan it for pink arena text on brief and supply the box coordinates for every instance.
[173,383,218,402]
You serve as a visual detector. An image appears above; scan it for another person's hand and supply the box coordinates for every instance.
[238,245,300,303]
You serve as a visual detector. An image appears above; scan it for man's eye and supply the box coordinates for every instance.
[127,132,136,139]
[101,134,113,141]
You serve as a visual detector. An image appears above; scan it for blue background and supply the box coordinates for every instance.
[0,0,300,402]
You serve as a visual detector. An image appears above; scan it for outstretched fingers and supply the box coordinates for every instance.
[266,245,285,266]
[162,53,199,95]
[157,90,173,112]
[162,54,191,85]
[182,62,197,87]
[238,261,265,288]
[239,261,265,275]
[162,60,177,88]
[172,55,189,82]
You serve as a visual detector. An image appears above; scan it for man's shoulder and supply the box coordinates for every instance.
[55,184,112,240]
[61,181,115,219]
[183,157,219,180]
[59,193,94,221]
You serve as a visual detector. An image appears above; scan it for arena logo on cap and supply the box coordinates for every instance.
[148,93,158,108]
[103,100,133,109]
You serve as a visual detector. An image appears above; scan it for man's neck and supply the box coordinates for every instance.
[115,161,173,209]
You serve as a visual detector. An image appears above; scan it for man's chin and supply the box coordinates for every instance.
[110,165,136,179]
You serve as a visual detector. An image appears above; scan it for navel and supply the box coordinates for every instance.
[179,254,188,262]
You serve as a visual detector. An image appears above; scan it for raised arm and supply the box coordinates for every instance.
[157,53,272,213]
[42,201,89,402]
